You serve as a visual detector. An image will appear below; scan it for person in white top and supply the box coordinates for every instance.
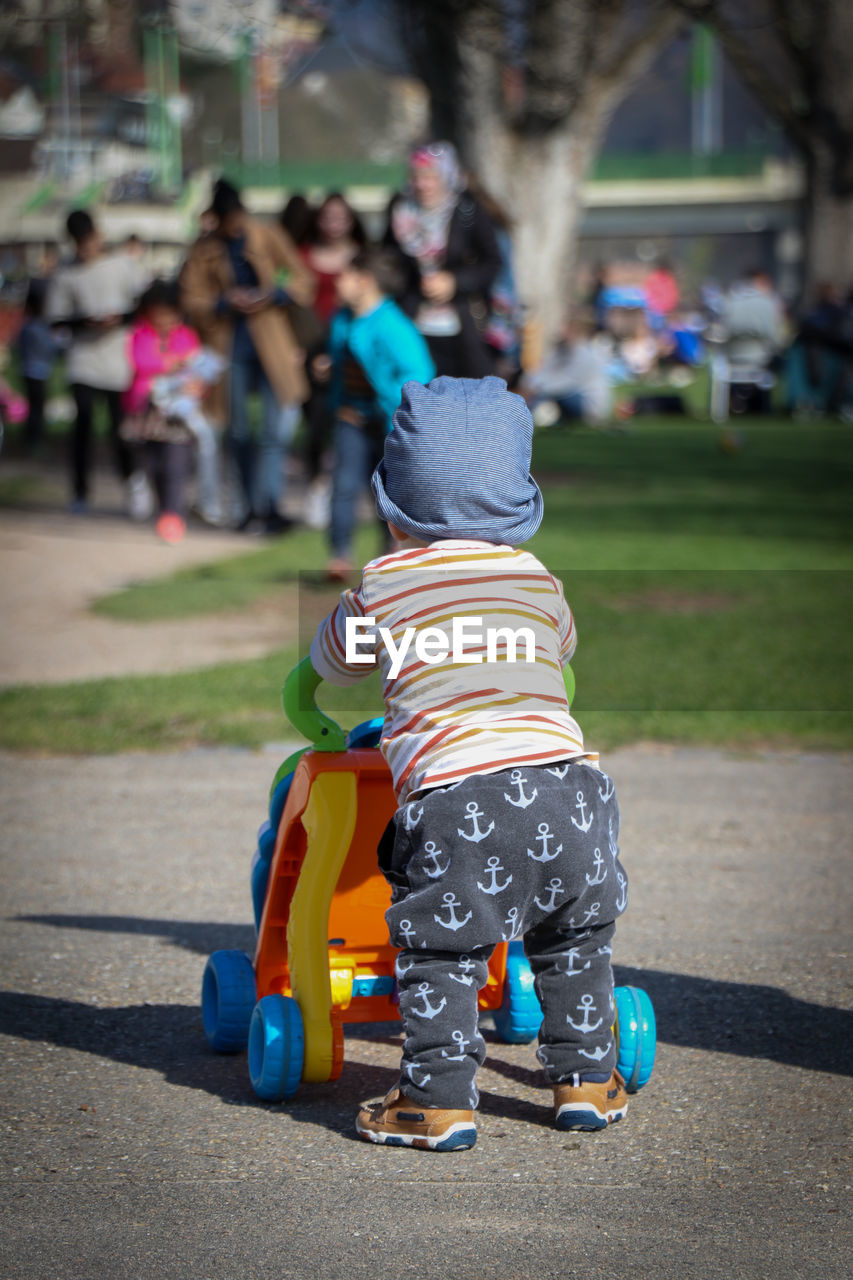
[525,315,613,426]
[47,209,148,515]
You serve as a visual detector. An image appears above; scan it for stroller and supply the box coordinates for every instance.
[201,658,657,1102]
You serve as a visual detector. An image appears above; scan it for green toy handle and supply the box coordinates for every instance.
[282,657,348,752]
[564,663,575,708]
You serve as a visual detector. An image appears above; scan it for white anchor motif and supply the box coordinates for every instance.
[598,775,615,804]
[527,821,562,862]
[578,1040,612,1062]
[449,954,476,986]
[616,871,628,912]
[403,1060,431,1088]
[571,791,593,833]
[566,994,604,1034]
[556,947,591,977]
[502,905,521,940]
[396,953,416,976]
[585,848,607,886]
[457,801,495,843]
[434,891,473,932]
[546,763,570,779]
[441,1030,470,1061]
[403,801,424,831]
[397,919,417,947]
[504,769,538,809]
[608,817,619,860]
[596,944,613,958]
[477,856,513,895]
[423,840,449,879]
[534,877,565,912]
[411,982,447,1020]
[569,902,600,929]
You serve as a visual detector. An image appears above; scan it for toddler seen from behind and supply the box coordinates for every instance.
[310,376,631,1151]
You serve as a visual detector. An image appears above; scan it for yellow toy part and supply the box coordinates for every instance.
[286,770,357,1081]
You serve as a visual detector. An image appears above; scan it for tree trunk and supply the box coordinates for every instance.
[455,39,613,354]
[803,145,853,298]
[450,13,674,357]
[481,113,609,354]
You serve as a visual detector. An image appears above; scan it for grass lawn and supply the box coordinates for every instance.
[2,415,851,754]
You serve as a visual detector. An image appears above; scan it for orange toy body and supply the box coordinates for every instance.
[255,747,509,1082]
[201,659,655,1102]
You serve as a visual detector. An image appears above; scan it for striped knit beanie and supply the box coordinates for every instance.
[371,376,544,546]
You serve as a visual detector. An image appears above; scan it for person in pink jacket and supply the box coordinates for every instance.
[124,280,222,541]
[644,259,680,321]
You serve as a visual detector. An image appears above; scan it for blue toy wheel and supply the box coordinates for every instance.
[248,994,305,1101]
[615,985,656,1092]
[346,717,384,749]
[492,940,543,1044]
[201,950,256,1052]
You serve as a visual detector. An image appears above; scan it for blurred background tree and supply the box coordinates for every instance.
[388,0,685,348]
[673,0,853,294]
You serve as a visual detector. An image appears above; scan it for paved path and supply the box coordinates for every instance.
[0,504,290,687]
[1,745,850,1278]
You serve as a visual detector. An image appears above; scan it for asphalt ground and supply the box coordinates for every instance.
[1,744,851,1279]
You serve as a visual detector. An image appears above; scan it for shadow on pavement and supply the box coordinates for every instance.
[0,989,397,1120]
[7,914,853,1092]
[481,961,853,1083]
[615,963,853,1079]
[16,913,256,957]
[0,988,557,1134]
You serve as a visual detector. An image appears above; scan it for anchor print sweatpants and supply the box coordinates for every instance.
[378,760,628,1110]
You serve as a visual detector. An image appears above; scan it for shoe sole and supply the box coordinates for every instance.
[355,1120,477,1151]
[555,1102,628,1132]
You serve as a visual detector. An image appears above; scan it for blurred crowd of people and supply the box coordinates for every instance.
[2,141,520,567]
[2,138,852,562]
[525,258,853,427]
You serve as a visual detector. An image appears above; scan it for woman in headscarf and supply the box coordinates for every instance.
[385,142,502,379]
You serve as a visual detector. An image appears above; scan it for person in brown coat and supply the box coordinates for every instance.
[181,179,315,532]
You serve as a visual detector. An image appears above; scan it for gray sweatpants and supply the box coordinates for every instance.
[379,761,628,1110]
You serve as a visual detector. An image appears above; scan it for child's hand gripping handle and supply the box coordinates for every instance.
[282,657,348,752]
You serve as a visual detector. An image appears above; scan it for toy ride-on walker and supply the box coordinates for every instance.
[201,657,657,1102]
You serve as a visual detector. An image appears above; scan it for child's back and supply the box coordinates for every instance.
[313,537,590,804]
[311,377,632,1151]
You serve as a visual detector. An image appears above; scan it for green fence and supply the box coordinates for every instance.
[590,150,772,182]
[218,149,775,192]
[219,158,407,191]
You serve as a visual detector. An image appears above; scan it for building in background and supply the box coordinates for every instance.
[0,6,804,300]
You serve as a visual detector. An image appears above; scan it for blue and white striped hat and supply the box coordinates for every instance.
[371,376,544,546]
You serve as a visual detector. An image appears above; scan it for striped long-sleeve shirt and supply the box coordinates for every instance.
[310,540,596,805]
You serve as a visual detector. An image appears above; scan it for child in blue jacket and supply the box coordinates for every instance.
[318,248,435,576]
[16,279,62,455]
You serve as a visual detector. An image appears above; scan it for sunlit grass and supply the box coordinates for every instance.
[2,415,851,754]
